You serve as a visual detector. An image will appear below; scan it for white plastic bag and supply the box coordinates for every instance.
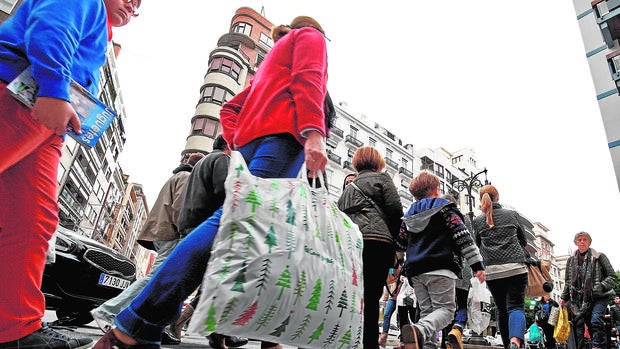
[467,277,491,334]
[188,151,365,348]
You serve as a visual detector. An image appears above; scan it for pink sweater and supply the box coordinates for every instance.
[220,27,328,148]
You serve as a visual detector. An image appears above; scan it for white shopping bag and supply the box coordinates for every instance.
[188,151,365,348]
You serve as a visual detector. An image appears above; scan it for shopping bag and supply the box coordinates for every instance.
[525,260,553,298]
[188,151,365,348]
[553,306,570,343]
[547,305,560,327]
[467,278,492,334]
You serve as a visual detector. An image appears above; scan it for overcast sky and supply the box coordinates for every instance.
[112,1,620,267]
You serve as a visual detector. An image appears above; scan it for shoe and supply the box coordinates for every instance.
[508,342,519,349]
[91,310,115,334]
[401,324,423,349]
[169,304,195,339]
[379,332,388,347]
[0,323,92,349]
[447,327,463,349]
[224,336,248,348]
[161,328,181,345]
[207,333,228,349]
[93,330,160,349]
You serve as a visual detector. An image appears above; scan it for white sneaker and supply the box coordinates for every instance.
[90,310,114,333]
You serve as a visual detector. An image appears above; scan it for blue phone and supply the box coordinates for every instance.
[388,268,395,275]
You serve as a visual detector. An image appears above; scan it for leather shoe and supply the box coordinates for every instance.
[225,336,249,348]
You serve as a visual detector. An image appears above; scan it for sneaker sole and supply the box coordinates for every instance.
[447,333,462,349]
[401,325,419,349]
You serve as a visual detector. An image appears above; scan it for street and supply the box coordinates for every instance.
[45,311,401,349]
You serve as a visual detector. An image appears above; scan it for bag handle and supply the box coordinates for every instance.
[349,182,387,221]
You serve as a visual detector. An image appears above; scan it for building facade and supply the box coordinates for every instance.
[572,0,620,190]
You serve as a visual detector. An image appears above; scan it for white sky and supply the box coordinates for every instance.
[113,1,620,268]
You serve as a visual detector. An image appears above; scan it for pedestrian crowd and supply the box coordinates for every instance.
[0,2,617,349]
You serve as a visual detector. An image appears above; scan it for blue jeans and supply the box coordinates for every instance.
[382,298,396,333]
[115,134,304,343]
[573,297,608,349]
[486,273,527,349]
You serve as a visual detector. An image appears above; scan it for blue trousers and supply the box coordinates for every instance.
[115,134,304,343]
[486,273,527,349]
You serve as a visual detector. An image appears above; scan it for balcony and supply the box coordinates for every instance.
[399,167,413,179]
[343,160,355,171]
[327,150,342,165]
[385,158,398,169]
[398,189,413,202]
[326,137,338,149]
[329,125,344,140]
[345,135,363,149]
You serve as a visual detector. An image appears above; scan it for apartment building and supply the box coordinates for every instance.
[572,0,620,190]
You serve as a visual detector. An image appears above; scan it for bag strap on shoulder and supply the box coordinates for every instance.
[349,182,387,220]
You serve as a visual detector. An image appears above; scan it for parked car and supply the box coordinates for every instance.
[42,226,136,326]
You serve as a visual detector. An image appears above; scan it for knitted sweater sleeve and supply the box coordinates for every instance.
[441,207,484,272]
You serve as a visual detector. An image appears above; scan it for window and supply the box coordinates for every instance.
[191,117,219,137]
[436,164,445,178]
[256,49,266,68]
[199,86,234,106]
[232,22,252,36]
[209,57,242,80]
[401,158,408,170]
[259,32,273,48]
[593,1,620,48]
[386,148,393,160]
[0,0,18,14]
[369,137,376,147]
[349,126,358,138]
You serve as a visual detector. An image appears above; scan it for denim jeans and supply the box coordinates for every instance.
[573,297,608,349]
[382,298,396,333]
[486,272,527,348]
[115,134,304,343]
[409,273,456,346]
[92,240,180,322]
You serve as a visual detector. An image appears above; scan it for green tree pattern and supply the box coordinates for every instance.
[350,292,357,316]
[219,296,238,323]
[257,258,272,296]
[234,164,244,177]
[293,270,307,304]
[286,230,296,258]
[255,304,278,330]
[306,278,322,311]
[276,265,292,300]
[307,320,325,344]
[246,185,262,213]
[232,300,257,325]
[338,328,352,349]
[231,260,247,292]
[337,287,348,316]
[292,314,312,340]
[218,255,232,281]
[286,199,295,225]
[269,311,292,337]
[264,224,277,253]
[323,322,340,347]
[269,198,279,217]
[325,279,336,314]
[205,300,218,332]
[228,221,241,250]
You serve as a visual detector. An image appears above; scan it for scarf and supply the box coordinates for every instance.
[570,249,593,311]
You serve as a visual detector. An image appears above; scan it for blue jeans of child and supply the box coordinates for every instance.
[382,298,396,333]
[486,273,527,348]
[115,134,304,343]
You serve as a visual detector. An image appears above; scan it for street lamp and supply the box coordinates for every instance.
[450,168,489,227]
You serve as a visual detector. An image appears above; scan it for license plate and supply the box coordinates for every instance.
[98,273,130,290]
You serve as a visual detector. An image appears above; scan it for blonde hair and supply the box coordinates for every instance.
[352,146,385,173]
[409,171,440,200]
[270,15,325,42]
[479,184,499,228]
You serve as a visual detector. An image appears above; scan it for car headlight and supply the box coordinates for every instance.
[55,233,77,252]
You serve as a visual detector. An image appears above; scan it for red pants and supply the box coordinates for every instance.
[0,84,62,341]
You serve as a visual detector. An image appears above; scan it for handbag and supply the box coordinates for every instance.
[553,306,570,343]
[187,151,365,348]
[525,258,554,298]
[547,305,560,327]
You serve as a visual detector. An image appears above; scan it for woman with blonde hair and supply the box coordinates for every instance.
[338,146,404,349]
[473,185,529,349]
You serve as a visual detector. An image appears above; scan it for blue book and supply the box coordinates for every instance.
[6,67,117,148]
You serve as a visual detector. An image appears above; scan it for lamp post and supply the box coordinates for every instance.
[450,168,489,227]
[450,168,489,343]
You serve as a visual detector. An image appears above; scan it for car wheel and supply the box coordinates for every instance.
[54,307,94,326]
